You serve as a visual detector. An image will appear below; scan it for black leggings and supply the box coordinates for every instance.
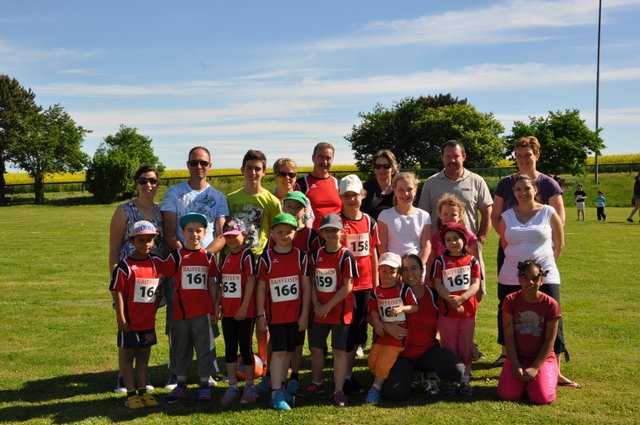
[221,317,255,365]
[346,288,370,352]
[382,347,464,401]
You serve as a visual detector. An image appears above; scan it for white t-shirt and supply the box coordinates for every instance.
[498,205,560,285]
[378,207,431,257]
[160,181,229,249]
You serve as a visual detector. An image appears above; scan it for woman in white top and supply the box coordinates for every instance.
[497,174,579,388]
[377,172,431,266]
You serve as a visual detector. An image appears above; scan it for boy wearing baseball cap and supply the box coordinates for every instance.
[109,221,162,409]
[255,213,311,411]
[366,251,418,404]
[306,214,358,406]
[154,212,220,403]
[338,174,380,394]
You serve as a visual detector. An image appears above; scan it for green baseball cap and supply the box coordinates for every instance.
[271,212,298,229]
[283,190,309,207]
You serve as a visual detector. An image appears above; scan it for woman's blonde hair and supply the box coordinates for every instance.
[391,172,419,206]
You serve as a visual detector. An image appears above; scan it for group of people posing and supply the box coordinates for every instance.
[109,137,578,412]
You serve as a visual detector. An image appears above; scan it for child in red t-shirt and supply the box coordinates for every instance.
[215,218,259,405]
[366,251,418,404]
[109,220,162,409]
[432,223,481,396]
[339,174,380,394]
[306,214,358,407]
[155,212,219,403]
[256,213,311,411]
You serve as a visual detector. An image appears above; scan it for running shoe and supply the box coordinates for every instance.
[286,378,299,396]
[166,385,188,403]
[304,382,325,395]
[365,388,380,404]
[257,376,271,393]
[164,374,178,390]
[271,390,291,411]
[114,376,127,394]
[440,381,457,396]
[220,386,240,405]
[197,387,212,402]
[240,385,258,404]
[459,382,473,397]
[333,390,348,407]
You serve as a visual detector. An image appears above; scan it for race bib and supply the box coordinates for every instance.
[269,276,299,303]
[378,297,405,323]
[181,265,208,290]
[221,273,242,299]
[442,265,471,291]
[345,233,370,257]
[315,268,337,293]
[133,278,159,303]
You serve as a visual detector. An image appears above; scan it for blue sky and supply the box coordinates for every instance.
[2,0,639,170]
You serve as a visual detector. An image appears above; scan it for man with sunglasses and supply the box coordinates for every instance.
[162,146,229,254]
[160,146,229,389]
[294,142,342,231]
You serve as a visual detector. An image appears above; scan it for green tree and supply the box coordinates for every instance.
[346,94,505,170]
[9,104,89,204]
[0,75,39,202]
[508,109,604,176]
[86,125,163,203]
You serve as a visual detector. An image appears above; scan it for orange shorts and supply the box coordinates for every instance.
[368,343,404,379]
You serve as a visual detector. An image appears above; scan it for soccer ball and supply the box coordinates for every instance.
[236,355,264,380]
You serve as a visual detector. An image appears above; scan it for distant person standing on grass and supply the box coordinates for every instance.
[574,184,586,221]
[161,146,229,389]
[595,191,607,222]
[626,172,640,223]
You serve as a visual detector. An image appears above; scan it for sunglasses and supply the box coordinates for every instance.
[374,163,392,170]
[276,171,297,178]
[136,177,158,185]
[188,160,210,167]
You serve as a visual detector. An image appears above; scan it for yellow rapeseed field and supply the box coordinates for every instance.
[3,155,637,183]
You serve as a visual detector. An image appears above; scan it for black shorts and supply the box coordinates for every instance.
[117,329,157,349]
[269,322,299,353]
[309,322,350,351]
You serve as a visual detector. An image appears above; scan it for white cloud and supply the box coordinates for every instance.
[310,0,640,51]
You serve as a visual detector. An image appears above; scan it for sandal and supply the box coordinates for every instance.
[558,380,582,389]
[491,354,507,367]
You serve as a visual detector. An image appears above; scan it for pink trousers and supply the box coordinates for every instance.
[497,357,558,405]
[438,315,475,366]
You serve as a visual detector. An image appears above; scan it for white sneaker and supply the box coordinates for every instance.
[164,374,178,390]
[355,346,365,358]
[114,376,127,394]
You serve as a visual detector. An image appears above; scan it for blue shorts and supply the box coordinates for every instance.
[117,329,157,349]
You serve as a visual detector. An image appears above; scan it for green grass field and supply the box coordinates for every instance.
[0,203,639,424]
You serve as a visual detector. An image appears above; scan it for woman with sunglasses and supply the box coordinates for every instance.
[272,157,314,227]
[497,175,579,388]
[361,150,398,221]
[109,164,168,393]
